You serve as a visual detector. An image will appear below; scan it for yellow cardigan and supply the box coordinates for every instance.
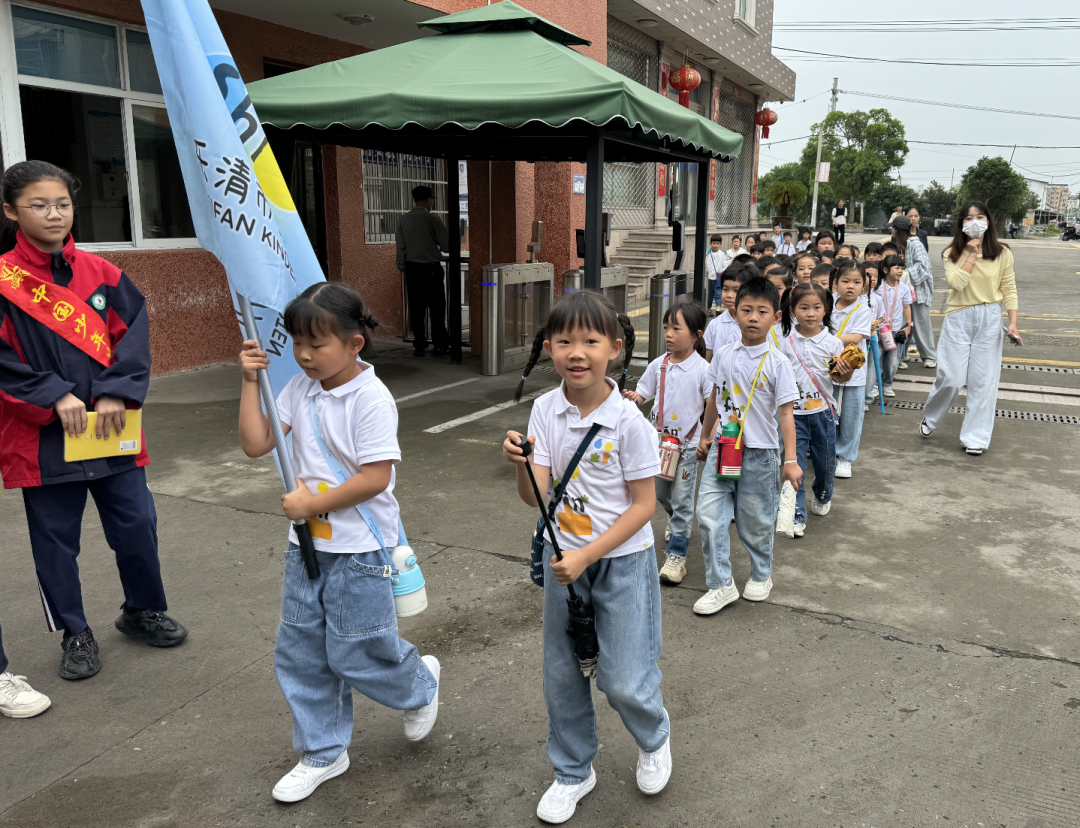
[942,247,1018,316]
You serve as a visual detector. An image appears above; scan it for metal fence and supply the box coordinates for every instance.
[604,17,658,229]
[713,80,757,227]
[361,150,447,243]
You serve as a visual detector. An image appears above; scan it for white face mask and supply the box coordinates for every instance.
[963,219,988,239]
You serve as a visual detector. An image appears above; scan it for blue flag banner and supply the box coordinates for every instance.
[140,0,324,395]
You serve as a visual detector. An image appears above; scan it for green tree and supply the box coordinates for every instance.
[800,108,909,210]
[920,180,955,220]
[866,182,924,224]
[756,162,811,221]
[954,156,1032,227]
[765,180,808,217]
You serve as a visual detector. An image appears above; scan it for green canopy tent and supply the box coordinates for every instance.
[248,1,744,363]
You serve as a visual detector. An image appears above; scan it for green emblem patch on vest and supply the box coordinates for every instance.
[91,293,106,311]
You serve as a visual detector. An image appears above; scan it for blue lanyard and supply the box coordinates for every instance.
[307,395,407,550]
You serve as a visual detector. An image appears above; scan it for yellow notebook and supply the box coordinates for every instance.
[64,410,143,462]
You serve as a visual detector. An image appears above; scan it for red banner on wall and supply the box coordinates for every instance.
[657,163,667,197]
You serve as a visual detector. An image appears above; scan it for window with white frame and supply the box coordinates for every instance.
[361,150,446,244]
[0,2,195,248]
[735,0,757,30]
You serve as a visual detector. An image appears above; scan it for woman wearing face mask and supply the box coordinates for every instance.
[920,202,1021,456]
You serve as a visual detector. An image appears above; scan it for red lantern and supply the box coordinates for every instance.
[668,64,701,109]
[755,107,778,139]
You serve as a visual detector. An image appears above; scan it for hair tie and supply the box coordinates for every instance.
[622,367,628,374]
[521,375,528,381]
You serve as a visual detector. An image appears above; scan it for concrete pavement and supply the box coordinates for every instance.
[2,240,1079,827]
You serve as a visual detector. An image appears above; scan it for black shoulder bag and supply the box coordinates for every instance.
[529,423,603,587]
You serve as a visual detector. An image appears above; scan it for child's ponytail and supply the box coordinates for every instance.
[1,160,80,255]
[514,327,547,402]
[616,313,635,393]
[512,290,633,401]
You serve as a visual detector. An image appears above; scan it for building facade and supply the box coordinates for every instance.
[0,0,793,374]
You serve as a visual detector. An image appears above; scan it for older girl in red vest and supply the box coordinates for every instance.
[1,160,186,683]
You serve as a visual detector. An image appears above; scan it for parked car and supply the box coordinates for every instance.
[933,218,953,236]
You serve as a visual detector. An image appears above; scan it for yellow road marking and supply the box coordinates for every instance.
[1004,357,1080,368]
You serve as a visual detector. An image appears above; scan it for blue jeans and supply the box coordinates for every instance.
[697,444,780,588]
[706,279,717,311]
[834,384,866,463]
[275,544,437,767]
[542,543,668,784]
[654,450,700,558]
[794,410,836,523]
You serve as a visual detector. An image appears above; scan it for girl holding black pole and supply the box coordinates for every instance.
[503,291,670,824]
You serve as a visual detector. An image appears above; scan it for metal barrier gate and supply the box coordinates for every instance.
[480,262,554,375]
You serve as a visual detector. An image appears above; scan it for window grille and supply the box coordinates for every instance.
[361,151,446,244]
[604,17,657,229]
[713,80,757,227]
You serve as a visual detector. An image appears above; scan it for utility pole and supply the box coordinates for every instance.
[950,168,954,189]
[810,77,838,231]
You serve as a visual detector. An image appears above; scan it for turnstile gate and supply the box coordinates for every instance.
[480,262,554,376]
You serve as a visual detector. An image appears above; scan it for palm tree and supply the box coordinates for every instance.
[766,180,809,218]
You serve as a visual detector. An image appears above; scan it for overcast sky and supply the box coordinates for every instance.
[760,1,1077,196]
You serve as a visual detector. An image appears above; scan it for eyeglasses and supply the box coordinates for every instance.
[15,202,74,218]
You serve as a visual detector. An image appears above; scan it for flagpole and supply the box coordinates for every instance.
[238,294,320,579]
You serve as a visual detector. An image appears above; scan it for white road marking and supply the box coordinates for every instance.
[423,389,549,434]
[891,375,1080,398]
[395,377,480,403]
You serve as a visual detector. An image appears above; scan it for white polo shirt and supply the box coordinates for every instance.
[829,298,873,387]
[704,250,728,281]
[703,310,741,354]
[867,291,885,324]
[706,341,800,449]
[779,329,844,414]
[877,281,913,331]
[634,351,710,444]
[528,379,659,558]
[277,361,401,553]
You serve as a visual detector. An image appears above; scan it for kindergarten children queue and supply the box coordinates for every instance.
[0,159,1020,825]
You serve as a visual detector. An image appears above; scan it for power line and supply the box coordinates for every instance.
[907,140,1080,150]
[840,90,1080,122]
[774,18,1080,32]
[776,47,1080,67]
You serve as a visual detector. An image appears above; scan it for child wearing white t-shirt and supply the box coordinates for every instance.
[504,290,670,822]
[779,283,853,536]
[625,302,710,586]
[693,277,802,615]
[704,235,729,314]
[877,254,914,396]
[703,264,752,360]
[829,262,873,479]
[239,283,440,804]
[861,261,885,407]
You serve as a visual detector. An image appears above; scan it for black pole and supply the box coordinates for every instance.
[446,156,463,364]
[584,129,605,291]
[693,158,710,305]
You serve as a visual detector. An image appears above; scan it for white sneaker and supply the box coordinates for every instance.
[658,554,687,585]
[537,767,596,823]
[404,655,440,741]
[919,419,934,437]
[664,522,671,542]
[835,459,852,479]
[0,672,51,719]
[272,751,349,802]
[793,522,805,538]
[742,576,773,602]
[924,360,937,369]
[636,720,672,795]
[883,387,896,397]
[899,361,909,369]
[868,387,879,400]
[810,499,831,516]
[692,583,740,615]
[864,404,870,412]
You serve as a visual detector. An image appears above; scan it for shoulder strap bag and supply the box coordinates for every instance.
[529,422,603,587]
